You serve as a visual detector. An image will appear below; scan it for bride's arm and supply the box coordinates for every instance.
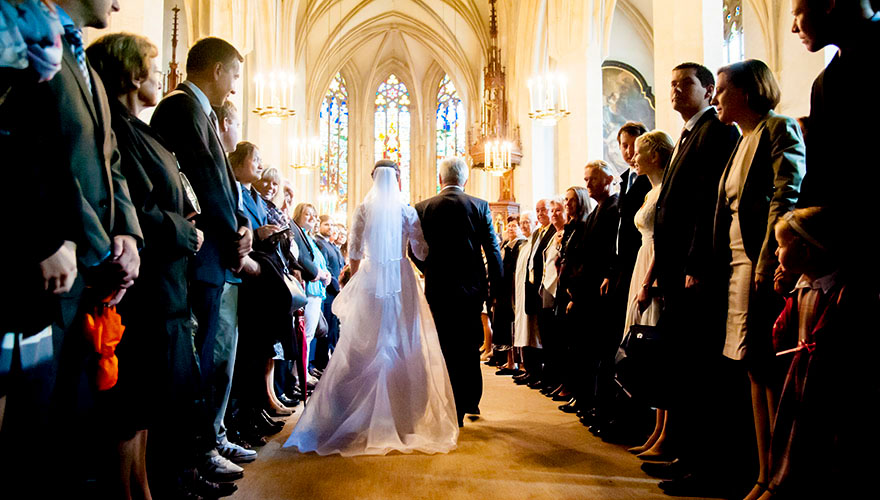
[348,205,367,275]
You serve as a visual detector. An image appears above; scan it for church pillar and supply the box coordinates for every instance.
[652,0,724,133]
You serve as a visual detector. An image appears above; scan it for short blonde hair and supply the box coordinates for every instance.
[86,32,158,97]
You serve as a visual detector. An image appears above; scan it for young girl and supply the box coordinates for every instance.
[760,207,878,499]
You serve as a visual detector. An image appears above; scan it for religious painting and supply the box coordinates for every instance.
[319,72,348,214]
[375,74,411,204]
[602,61,655,175]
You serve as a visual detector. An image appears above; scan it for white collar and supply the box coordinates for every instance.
[181,80,213,118]
[794,270,840,294]
[441,185,464,192]
[684,105,713,132]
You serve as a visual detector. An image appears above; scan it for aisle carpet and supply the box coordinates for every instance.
[233,364,711,500]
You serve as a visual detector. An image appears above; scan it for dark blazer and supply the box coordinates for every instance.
[524,224,557,315]
[712,112,805,279]
[615,172,652,287]
[562,195,621,305]
[0,42,142,333]
[290,222,319,283]
[413,187,503,311]
[654,108,740,292]
[151,83,248,286]
[315,235,343,296]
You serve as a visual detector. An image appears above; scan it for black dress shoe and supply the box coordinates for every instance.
[559,398,579,413]
[495,367,523,376]
[278,393,299,407]
[526,378,544,389]
[641,458,687,479]
[658,473,732,497]
[189,474,238,499]
[551,391,572,402]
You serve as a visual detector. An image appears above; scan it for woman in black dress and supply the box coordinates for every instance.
[87,33,203,499]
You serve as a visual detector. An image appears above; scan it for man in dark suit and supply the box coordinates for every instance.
[516,199,556,388]
[649,62,740,496]
[314,215,344,372]
[0,0,142,493]
[151,37,253,482]
[413,157,503,427]
[560,162,620,418]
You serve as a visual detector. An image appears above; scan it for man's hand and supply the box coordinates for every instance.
[255,224,282,241]
[565,301,573,314]
[754,273,771,292]
[106,288,127,307]
[637,284,650,313]
[599,278,611,296]
[111,235,140,288]
[39,240,77,294]
[236,226,252,258]
[685,274,699,290]
[194,225,204,252]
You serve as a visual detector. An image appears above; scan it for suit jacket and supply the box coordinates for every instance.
[561,195,620,305]
[0,42,142,333]
[413,188,503,311]
[524,224,557,315]
[315,235,343,295]
[712,112,804,280]
[289,222,319,282]
[151,83,248,286]
[615,172,652,287]
[654,108,740,293]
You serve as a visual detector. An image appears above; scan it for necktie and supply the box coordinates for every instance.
[209,109,221,136]
[63,25,91,94]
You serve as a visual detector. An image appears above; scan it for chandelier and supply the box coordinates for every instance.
[469,0,520,176]
[289,137,320,173]
[253,72,296,124]
[252,0,295,124]
[527,0,570,124]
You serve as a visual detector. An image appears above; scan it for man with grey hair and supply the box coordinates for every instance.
[412,157,503,427]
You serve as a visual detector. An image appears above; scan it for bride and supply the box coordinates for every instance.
[284,161,459,456]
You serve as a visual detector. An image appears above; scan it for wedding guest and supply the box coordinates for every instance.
[293,203,332,376]
[512,212,541,385]
[710,59,804,500]
[314,215,344,373]
[85,31,212,499]
[494,221,526,375]
[538,197,566,396]
[764,207,879,499]
[621,130,674,458]
[151,36,251,482]
[650,62,739,496]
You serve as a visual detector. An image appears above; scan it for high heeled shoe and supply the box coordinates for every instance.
[546,384,564,397]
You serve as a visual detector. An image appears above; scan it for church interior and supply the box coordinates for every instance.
[96,0,829,226]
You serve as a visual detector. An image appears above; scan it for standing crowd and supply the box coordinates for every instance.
[485,2,879,498]
[1,2,349,499]
[1,1,879,500]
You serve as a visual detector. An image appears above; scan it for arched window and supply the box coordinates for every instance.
[435,74,466,193]
[723,0,744,64]
[374,74,411,203]
[319,72,349,214]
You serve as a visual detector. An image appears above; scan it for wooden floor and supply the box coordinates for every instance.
[233,364,712,500]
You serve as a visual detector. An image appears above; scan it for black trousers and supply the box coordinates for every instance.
[429,302,483,420]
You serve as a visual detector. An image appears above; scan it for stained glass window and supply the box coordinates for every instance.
[723,0,744,64]
[319,72,348,213]
[374,74,411,204]
[435,74,466,193]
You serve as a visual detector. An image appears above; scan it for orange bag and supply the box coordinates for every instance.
[83,303,125,391]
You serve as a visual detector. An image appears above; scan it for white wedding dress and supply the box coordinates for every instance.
[284,168,459,456]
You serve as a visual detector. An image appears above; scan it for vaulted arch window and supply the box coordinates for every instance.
[723,0,744,64]
[319,72,348,213]
[435,74,466,193]
[374,74,411,204]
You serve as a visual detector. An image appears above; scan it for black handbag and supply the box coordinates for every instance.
[616,312,675,408]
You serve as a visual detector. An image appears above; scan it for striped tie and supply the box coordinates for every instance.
[63,25,92,94]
